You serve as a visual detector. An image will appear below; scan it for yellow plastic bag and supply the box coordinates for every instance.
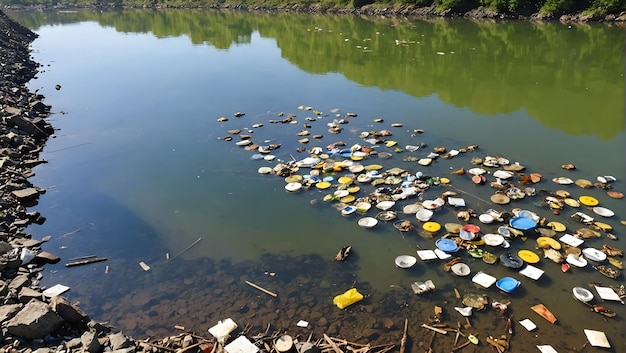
[333,288,363,309]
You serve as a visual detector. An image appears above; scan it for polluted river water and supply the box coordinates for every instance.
[8,8,625,353]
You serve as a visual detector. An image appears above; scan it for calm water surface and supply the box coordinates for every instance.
[8,9,625,351]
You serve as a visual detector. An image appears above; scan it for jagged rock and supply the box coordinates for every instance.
[0,279,9,297]
[0,241,13,254]
[81,330,102,353]
[50,295,89,325]
[109,331,134,350]
[4,300,63,339]
[29,100,50,113]
[2,106,22,116]
[34,251,60,264]
[6,115,47,140]
[0,303,22,323]
[88,319,112,335]
[18,287,43,303]
[10,187,40,202]
[66,337,83,350]
[8,274,30,293]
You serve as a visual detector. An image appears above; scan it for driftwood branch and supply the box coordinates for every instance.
[399,319,408,353]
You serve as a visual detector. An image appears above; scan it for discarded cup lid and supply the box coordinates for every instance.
[537,236,561,250]
[462,224,480,234]
[573,287,594,303]
[490,194,510,205]
[423,221,441,232]
[356,202,372,212]
[592,206,614,217]
[435,238,459,252]
[495,277,521,293]
[579,195,599,206]
[338,176,353,185]
[403,203,422,214]
[562,198,579,207]
[482,233,504,246]
[395,255,417,268]
[493,170,514,179]
[258,167,273,174]
[547,221,566,232]
[416,209,433,222]
[566,254,588,267]
[582,247,607,262]
[451,263,470,276]
[552,176,573,184]
[518,250,540,263]
[340,195,355,203]
[376,200,396,211]
[316,181,331,189]
[285,182,302,192]
[479,214,495,224]
[358,217,378,228]
[333,190,349,198]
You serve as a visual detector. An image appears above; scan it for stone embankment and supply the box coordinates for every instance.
[0,9,206,353]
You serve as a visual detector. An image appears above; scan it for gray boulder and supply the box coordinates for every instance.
[17,286,43,303]
[81,330,102,353]
[50,295,89,325]
[4,300,63,339]
[0,303,22,323]
[109,331,134,350]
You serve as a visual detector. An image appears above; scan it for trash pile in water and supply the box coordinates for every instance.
[217,105,624,351]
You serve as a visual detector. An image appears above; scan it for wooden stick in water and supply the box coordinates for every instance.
[66,257,107,267]
[400,319,408,353]
[169,238,202,261]
[68,254,97,261]
[421,324,447,335]
[245,280,277,297]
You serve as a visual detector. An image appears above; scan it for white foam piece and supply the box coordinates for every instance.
[519,319,537,331]
[595,286,624,303]
[519,264,544,280]
[584,329,611,348]
[416,249,437,261]
[225,336,260,353]
[471,272,496,288]
[559,233,584,247]
[536,345,558,353]
[434,249,452,259]
[42,284,70,297]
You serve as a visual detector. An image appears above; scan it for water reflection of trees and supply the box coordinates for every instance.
[14,9,624,139]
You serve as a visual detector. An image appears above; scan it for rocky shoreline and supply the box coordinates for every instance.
[0,9,204,353]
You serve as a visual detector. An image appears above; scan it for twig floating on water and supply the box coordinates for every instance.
[245,280,277,297]
[67,254,96,261]
[168,237,202,262]
[60,229,82,237]
[65,257,107,267]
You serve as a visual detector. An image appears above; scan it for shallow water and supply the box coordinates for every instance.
[7,9,625,352]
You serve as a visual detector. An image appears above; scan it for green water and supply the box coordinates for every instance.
[8,9,625,350]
